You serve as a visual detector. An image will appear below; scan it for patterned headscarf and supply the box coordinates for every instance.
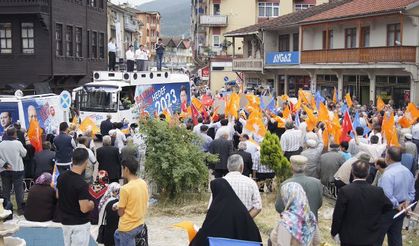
[98,182,121,212]
[279,182,317,245]
[35,173,53,186]
[89,170,109,199]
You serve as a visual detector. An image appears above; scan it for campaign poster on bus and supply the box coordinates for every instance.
[134,82,191,116]
[0,102,19,136]
[22,97,63,135]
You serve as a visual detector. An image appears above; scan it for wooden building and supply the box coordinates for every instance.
[0,0,107,94]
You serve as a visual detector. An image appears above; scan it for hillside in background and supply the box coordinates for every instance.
[137,0,191,37]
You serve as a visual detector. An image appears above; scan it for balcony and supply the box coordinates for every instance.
[200,15,228,26]
[124,18,139,33]
[301,46,417,64]
[0,0,50,14]
[233,58,263,71]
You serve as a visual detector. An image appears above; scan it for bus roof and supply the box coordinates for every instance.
[0,93,58,102]
[92,71,189,85]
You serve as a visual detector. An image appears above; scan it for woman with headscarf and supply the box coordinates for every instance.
[24,172,57,222]
[190,178,262,246]
[269,182,320,246]
[89,170,109,225]
[97,182,121,246]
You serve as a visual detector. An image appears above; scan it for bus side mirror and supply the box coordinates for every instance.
[112,94,117,103]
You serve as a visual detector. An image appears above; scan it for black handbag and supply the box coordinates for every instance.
[96,209,107,244]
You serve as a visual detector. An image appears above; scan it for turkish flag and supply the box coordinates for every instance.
[340,111,353,142]
[201,95,214,107]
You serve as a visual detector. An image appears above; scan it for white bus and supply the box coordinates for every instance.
[72,71,191,126]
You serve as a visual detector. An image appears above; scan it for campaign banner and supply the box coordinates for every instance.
[134,82,191,116]
[22,97,63,135]
[0,102,19,136]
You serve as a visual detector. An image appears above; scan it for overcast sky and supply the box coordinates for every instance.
[110,0,154,5]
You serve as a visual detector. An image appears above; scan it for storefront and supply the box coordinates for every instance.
[375,75,410,107]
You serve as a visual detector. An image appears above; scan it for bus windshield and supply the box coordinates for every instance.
[78,86,118,113]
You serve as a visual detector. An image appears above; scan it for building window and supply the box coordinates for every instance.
[66,26,73,56]
[258,2,280,17]
[75,27,82,57]
[213,35,220,47]
[360,26,370,48]
[92,31,97,58]
[87,30,90,58]
[98,0,103,9]
[295,4,314,11]
[247,40,252,58]
[0,23,12,54]
[322,30,333,49]
[89,0,97,7]
[21,22,34,54]
[345,28,357,48]
[213,3,220,15]
[56,24,63,56]
[99,32,104,58]
[293,33,299,51]
[278,34,289,52]
[387,23,401,46]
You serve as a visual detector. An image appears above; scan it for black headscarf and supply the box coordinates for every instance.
[190,178,262,246]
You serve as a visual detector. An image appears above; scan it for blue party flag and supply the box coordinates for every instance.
[315,91,325,109]
[295,112,300,127]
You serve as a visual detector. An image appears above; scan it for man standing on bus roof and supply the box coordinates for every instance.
[155,38,165,71]
[126,45,135,72]
[135,45,149,72]
[108,37,117,71]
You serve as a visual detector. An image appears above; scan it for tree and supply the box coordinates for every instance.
[140,119,218,199]
[260,132,291,182]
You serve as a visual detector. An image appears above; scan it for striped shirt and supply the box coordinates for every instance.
[252,151,274,174]
[280,129,303,152]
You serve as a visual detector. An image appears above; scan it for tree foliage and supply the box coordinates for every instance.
[140,119,218,199]
[260,132,292,182]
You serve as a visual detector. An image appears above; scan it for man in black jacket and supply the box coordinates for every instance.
[100,114,113,137]
[235,142,253,177]
[96,135,121,183]
[208,130,234,178]
[331,160,393,246]
[32,141,55,179]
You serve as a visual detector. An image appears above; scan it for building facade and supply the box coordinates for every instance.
[107,3,142,60]
[191,0,329,92]
[226,0,419,106]
[136,11,161,59]
[162,37,193,70]
[0,0,108,93]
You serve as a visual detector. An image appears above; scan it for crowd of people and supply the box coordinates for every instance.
[0,87,419,246]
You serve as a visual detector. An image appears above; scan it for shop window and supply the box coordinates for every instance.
[345,28,356,48]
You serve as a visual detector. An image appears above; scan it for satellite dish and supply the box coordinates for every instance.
[15,90,23,98]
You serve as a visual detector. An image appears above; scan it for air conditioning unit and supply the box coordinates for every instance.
[131,71,170,85]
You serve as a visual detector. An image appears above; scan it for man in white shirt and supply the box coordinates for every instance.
[210,154,262,218]
[348,127,369,156]
[240,134,258,159]
[108,37,117,71]
[355,135,387,161]
[280,121,303,160]
[125,45,135,72]
[135,45,149,71]
[214,118,235,140]
[192,117,204,135]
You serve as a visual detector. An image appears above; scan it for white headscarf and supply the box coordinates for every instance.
[98,182,121,226]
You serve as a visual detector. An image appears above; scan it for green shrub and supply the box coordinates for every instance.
[140,119,218,199]
[260,132,292,182]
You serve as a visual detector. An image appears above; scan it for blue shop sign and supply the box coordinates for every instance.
[265,51,300,65]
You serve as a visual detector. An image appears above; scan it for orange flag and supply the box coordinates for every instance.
[298,89,309,105]
[280,94,289,102]
[382,112,395,143]
[406,102,419,124]
[162,108,172,122]
[333,87,337,103]
[318,102,329,122]
[310,97,316,110]
[331,112,341,144]
[282,105,291,120]
[28,119,43,152]
[79,117,100,136]
[191,97,203,111]
[322,127,329,149]
[172,221,197,242]
[226,93,240,118]
[72,115,79,125]
[345,93,353,107]
[389,127,400,147]
[398,116,411,129]
[376,96,385,111]
[302,105,318,131]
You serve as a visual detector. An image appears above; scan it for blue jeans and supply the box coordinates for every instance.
[114,225,143,246]
[156,53,163,71]
[1,171,24,210]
